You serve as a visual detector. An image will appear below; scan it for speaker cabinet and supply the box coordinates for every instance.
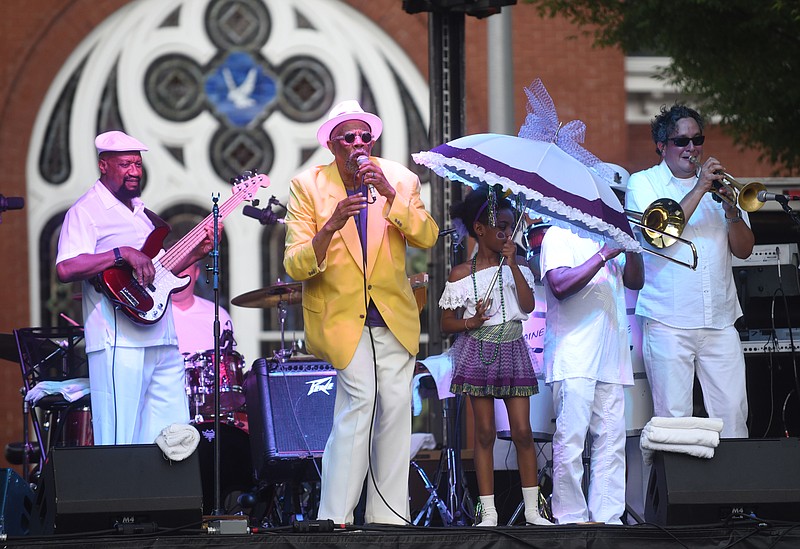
[244,358,336,481]
[32,444,203,535]
[646,438,800,525]
[0,469,35,536]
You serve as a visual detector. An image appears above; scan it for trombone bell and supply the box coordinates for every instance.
[630,198,686,249]
[625,198,698,270]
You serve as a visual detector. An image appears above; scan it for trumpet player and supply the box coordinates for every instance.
[626,104,754,438]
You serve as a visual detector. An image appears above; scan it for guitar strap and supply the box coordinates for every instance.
[144,208,170,230]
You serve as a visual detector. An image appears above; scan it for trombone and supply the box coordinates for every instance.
[625,198,698,270]
[689,156,766,212]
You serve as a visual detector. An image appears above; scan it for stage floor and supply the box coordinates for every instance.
[4,522,800,549]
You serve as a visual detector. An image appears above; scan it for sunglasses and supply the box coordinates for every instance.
[667,135,705,147]
[331,131,373,145]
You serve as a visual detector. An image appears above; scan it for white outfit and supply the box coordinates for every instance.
[56,180,188,445]
[172,296,233,355]
[540,226,631,524]
[626,161,749,438]
[317,326,414,525]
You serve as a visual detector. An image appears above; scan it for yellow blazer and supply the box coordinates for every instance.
[283,157,439,369]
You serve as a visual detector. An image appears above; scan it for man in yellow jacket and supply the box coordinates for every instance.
[284,100,438,525]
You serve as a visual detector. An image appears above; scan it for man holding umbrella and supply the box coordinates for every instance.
[539,164,644,524]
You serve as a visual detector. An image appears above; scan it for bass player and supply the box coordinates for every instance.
[56,131,219,445]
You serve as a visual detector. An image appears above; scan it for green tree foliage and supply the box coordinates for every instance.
[524,0,800,174]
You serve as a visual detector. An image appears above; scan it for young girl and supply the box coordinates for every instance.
[439,186,552,527]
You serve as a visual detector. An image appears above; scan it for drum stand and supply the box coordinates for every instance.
[273,298,293,362]
[412,395,472,526]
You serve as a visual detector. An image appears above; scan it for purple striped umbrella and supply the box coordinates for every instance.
[413,133,639,251]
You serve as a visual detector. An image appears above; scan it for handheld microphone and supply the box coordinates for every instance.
[356,155,378,203]
[757,190,799,203]
[0,195,24,212]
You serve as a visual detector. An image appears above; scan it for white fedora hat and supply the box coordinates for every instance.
[316,100,383,150]
[95,131,149,155]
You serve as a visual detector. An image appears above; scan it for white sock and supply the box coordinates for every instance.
[522,486,553,526]
[477,495,498,527]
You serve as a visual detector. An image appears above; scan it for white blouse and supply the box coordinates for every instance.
[439,264,537,325]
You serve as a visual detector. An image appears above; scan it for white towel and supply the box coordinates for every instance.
[155,423,200,462]
[24,378,91,404]
[411,373,429,416]
[642,424,720,448]
[648,416,724,433]
[410,432,437,460]
[418,351,455,400]
[640,437,715,465]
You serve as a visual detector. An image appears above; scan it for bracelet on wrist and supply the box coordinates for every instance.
[464,318,470,331]
[597,251,607,264]
[725,213,742,224]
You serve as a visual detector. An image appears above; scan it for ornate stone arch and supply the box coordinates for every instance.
[27,0,430,364]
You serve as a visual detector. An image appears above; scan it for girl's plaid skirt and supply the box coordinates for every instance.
[449,320,539,398]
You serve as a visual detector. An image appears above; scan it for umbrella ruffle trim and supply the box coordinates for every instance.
[413,151,641,252]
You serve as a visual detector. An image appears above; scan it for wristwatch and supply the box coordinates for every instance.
[113,247,125,267]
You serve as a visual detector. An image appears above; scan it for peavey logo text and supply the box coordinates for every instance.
[306,376,335,396]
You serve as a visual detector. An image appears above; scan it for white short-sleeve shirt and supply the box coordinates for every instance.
[540,226,632,386]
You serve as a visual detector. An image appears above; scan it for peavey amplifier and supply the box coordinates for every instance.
[244,358,336,481]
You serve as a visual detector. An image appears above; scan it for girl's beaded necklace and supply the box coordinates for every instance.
[471,254,506,365]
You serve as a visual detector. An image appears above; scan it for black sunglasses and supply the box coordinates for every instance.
[332,131,372,145]
[668,135,705,147]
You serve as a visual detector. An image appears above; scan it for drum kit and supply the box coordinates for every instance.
[186,279,303,423]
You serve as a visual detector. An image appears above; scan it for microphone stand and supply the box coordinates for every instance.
[210,194,223,516]
[415,229,471,526]
[774,195,800,227]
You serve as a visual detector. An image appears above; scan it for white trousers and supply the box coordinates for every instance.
[551,378,626,524]
[317,326,414,525]
[640,318,748,438]
[88,345,189,445]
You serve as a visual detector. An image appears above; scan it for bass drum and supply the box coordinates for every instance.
[61,405,94,447]
[192,421,253,515]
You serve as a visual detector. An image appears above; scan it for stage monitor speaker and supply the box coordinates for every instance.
[645,438,800,525]
[244,358,336,481]
[0,468,35,537]
[32,444,203,535]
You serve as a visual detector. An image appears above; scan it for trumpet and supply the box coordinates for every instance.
[689,156,766,212]
[625,198,698,270]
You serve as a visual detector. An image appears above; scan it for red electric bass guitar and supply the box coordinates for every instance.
[94,171,270,325]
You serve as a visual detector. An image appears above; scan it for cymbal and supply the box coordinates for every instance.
[0,333,19,363]
[231,286,302,309]
[264,281,302,296]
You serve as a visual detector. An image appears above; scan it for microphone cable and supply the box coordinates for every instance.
[353,190,411,526]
